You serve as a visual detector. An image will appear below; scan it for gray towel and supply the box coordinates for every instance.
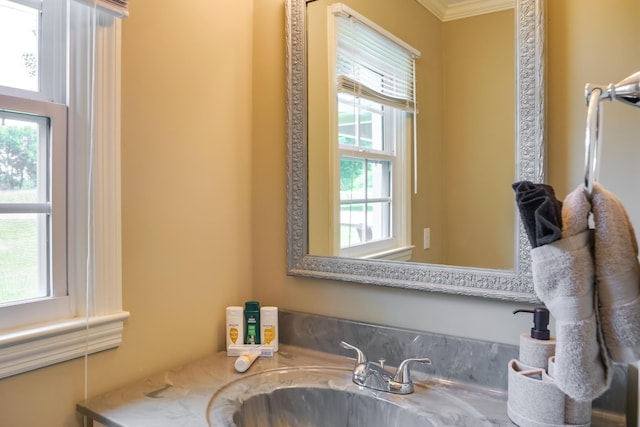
[592,183,640,363]
[530,185,612,402]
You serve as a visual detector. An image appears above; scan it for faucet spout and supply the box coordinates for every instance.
[339,341,430,394]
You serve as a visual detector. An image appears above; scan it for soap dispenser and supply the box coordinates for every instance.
[513,307,555,370]
[508,308,591,427]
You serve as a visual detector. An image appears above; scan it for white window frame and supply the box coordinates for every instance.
[0,0,128,379]
[329,4,417,260]
[337,98,409,258]
[0,95,69,328]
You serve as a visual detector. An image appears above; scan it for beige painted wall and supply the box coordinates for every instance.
[546,1,640,215]
[441,10,514,269]
[1,1,639,426]
[0,1,254,426]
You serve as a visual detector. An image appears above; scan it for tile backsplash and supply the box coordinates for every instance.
[279,309,630,417]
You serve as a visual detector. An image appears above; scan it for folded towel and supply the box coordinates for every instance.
[513,181,563,247]
[530,185,612,401]
[591,183,640,363]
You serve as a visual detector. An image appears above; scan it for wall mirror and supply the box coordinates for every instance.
[286,0,545,301]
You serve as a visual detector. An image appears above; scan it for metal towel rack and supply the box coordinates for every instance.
[584,71,640,196]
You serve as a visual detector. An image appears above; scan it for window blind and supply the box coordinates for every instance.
[332,3,419,112]
[332,3,421,192]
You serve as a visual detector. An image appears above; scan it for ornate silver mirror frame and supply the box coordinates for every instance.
[286,0,545,302]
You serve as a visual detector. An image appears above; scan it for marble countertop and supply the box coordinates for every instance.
[77,345,625,427]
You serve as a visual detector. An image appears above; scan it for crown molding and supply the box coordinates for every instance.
[416,0,514,21]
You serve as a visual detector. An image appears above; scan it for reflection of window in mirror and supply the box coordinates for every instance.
[329,4,420,261]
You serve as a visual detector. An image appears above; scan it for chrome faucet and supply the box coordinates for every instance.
[340,341,431,394]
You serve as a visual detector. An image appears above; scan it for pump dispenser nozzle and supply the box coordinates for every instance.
[513,307,550,340]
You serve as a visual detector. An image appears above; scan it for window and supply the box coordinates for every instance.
[330,4,419,260]
[0,97,68,329]
[338,95,398,254]
[0,0,128,379]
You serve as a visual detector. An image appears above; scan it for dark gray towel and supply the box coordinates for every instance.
[512,181,563,248]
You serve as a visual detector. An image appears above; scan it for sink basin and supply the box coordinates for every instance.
[206,366,499,427]
[232,386,434,427]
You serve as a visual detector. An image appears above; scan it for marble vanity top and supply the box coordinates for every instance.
[77,345,625,427]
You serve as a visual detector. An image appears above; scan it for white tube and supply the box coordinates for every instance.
[234,349,261,373]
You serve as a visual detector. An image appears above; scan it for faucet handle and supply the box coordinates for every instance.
[393,357,431,384]
[340,341,367,365]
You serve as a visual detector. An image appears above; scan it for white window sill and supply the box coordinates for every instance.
[361,245,415,261]
[0,311,129,379]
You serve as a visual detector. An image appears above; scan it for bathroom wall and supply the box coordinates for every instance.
[252,0,640,345]
[0,1,638,426]
[441,9,514,269]
[546,1,640,217]
[0,1,254,426]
